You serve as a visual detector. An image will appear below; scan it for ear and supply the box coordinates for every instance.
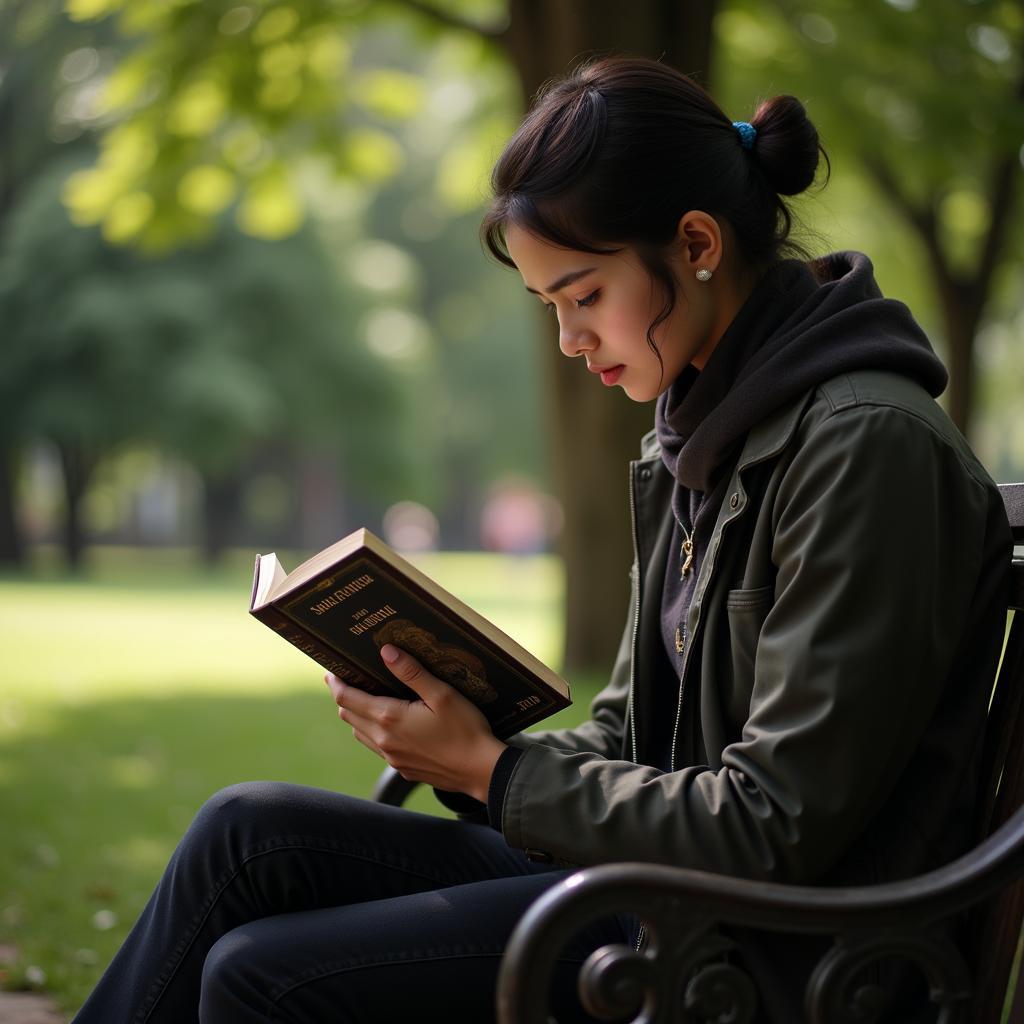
[675,211,723,274]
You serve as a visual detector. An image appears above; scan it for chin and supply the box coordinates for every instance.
[623,386,658,403]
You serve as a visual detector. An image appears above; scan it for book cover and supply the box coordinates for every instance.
[250,530,571,739]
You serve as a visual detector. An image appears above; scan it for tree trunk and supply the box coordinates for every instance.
[56,440,97,571]
[200,471,243,566]
[0,443,24,567]
[864,138,1020,441]
[499,0,719,675]
[937,281,979,438]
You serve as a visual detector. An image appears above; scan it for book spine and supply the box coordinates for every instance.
[251,604,409,699]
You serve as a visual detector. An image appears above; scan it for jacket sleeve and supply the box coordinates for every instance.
[499,401,1008,879]
[430,586,634,818]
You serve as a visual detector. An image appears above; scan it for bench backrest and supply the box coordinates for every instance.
[971,482,1024,1022]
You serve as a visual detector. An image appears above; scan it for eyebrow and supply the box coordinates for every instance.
[524,267,597,297]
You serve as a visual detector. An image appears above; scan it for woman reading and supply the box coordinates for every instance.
[74,56,1011,1024]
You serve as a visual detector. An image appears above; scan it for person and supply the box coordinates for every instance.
[73,56,1012,1024]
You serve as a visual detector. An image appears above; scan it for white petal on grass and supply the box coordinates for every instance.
[92,909,118,931]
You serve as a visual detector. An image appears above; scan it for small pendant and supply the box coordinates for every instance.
[680,537,694,579]
[675,626,685,654]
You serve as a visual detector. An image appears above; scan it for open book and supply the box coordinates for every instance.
[250,529,571,739]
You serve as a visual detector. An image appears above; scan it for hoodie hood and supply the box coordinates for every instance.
[656,251,948,493]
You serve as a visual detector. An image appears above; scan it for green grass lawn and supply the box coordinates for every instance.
[0,548,601,1015]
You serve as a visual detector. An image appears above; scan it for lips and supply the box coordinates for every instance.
[589,364,624,386]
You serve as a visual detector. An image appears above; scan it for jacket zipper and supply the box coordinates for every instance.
[669,498,715,773]
[627,463,643,765]
[628,462,644,952]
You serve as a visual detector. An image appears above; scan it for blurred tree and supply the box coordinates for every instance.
[344,27,548,547]
[64,0,719,673]
[0,154,408,566]
[143,223,411,562]
[0,157,159,567]
[0,0,104,564]
[717,0,1024,436]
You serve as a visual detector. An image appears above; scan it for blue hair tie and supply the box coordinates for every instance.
[732,121,756,150]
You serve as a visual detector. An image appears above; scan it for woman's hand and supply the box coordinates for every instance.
[324,644,507,803]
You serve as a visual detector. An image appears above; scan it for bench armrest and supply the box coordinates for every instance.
[370,765,419,806]
[497,803,1024,1023]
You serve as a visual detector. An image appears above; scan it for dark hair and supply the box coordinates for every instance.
[481,56,829,361]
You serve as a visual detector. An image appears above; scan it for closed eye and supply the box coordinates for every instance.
[576,289,599,309]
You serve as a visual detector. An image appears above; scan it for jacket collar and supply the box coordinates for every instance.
[734,387,814,473]
[636,385,812,478]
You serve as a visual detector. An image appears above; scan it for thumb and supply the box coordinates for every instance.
[379,644,446,702]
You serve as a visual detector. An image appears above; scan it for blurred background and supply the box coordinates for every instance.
[1,0,1022,1015]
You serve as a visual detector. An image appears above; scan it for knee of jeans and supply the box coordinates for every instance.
[200,926,269,1019]
[192,781,294,832]
[183,781,288,861]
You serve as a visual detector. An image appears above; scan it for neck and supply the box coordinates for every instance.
[691,262,760,371]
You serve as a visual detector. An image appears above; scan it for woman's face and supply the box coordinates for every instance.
[505,223,724,403]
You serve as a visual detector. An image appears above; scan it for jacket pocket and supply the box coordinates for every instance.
[726,585,774,694]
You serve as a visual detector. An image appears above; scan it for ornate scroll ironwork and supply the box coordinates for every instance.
[575,924,759,1023]
[497,882,763,1023]
[806,930,971,1024]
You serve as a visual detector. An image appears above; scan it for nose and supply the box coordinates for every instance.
[557,318,595,359]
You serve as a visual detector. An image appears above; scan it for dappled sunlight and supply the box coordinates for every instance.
[2,584,316,700]
[0,688,386,1010]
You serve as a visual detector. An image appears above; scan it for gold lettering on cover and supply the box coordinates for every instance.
[515,695,541,712]
[348,604,398,636]
[309,574,375,616]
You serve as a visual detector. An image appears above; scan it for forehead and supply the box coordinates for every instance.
[505,224,625,293]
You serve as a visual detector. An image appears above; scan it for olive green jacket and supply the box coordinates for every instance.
[502,369,1011,886]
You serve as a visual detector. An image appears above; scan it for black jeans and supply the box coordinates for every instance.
[72,781,627,1023]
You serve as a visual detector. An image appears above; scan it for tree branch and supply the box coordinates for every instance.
[863,152,957,298]
[386,0,506,40]
[972,65,1024,318]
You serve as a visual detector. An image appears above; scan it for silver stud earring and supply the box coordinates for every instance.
[696,267,713,282]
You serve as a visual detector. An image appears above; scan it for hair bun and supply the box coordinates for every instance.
[749,95,824,196]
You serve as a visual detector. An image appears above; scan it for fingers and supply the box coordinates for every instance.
[348,720,386,760]
[324,672,404,721]
[325,674,398,751]
[325,645,448,711]
[379,644,446,702]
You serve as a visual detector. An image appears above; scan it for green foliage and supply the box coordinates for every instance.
[714,0,1024,465]
[717,0,1024,278]
[0,151,412,495]
[58,0,516,249]
[60,0,385,247]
